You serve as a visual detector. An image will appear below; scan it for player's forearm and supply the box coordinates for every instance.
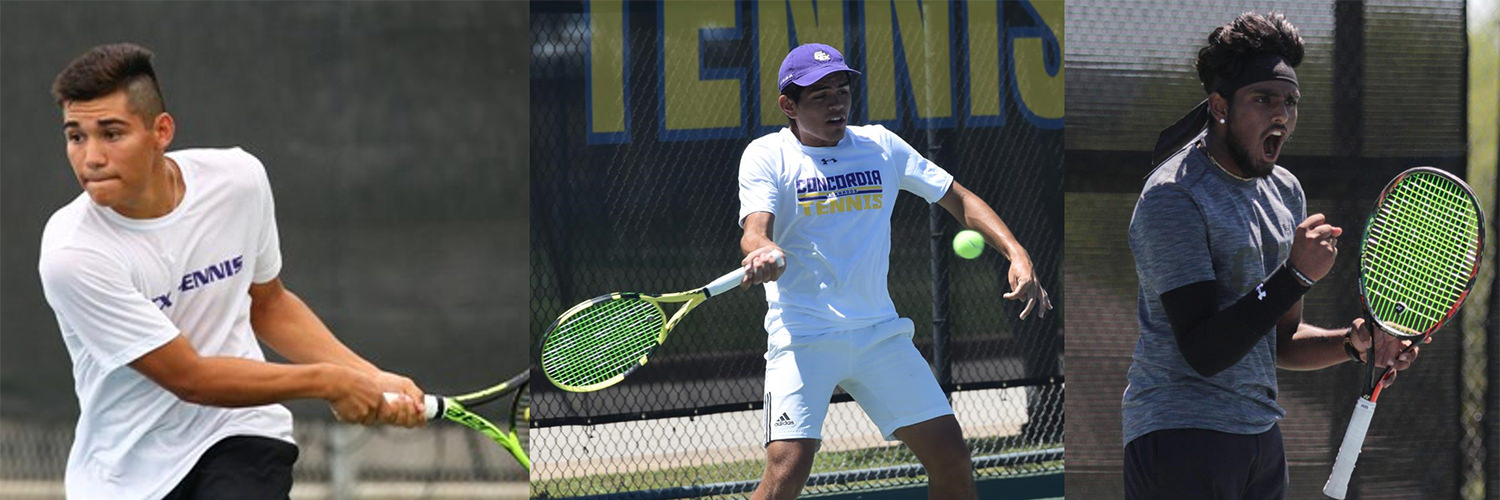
[1163,267,1310,377]
[1278,323,1352,370]
[250,286,378,373]
[741,232,775,256]
[938,183,1028,263]
[741,212,778,255]
[965,212,1028,266]
[169,358,350,407]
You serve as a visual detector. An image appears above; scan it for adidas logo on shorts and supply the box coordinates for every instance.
[774,412,795,427]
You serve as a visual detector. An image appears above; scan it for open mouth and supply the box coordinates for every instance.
[827,115,845,125]
[1262,129,1285,160]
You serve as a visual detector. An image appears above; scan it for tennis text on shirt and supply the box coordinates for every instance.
[796,170,884,216]
[153,255,244,309]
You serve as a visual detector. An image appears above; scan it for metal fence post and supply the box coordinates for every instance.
[329,423,360,500]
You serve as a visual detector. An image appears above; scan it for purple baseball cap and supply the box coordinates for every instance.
[777,43,859,92]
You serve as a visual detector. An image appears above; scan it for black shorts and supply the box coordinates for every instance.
[1123,424,1286,500]
[162,435,299,500]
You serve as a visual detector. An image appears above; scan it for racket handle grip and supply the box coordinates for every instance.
[706,250,785,297]
[1323,398,1377,499]
[383,392,445,420]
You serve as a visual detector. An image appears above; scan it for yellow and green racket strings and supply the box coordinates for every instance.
[541,296,665,389]
[1361,171,1481,337]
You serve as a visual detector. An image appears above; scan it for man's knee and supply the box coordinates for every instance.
[764,439,820,477]
[926,448,974,483]
[894,416,974,476]
[928,442,973,471]
[755,440,821,500]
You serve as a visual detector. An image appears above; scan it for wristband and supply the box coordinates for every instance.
[1253,264,1312,312]
[1343,329,1365,364]
[1286,262,1316,288]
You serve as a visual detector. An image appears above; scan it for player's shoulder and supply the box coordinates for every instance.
[169,146,261,165]
[844,124,896,145]
[845,123,892,136]
[1267,164,1303,193]
[741,131,792,170]
[846,125,919,159]
[1140,146,1205,193]
[746,129,790,151]
[40,194,95,254]
[38,201,117,283]
[1134,149,1215,221]
[169,147,266,177]
[169,147,271,190]
[170,147,265,170]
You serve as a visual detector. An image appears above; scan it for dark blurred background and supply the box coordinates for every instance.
[1,1,529,492]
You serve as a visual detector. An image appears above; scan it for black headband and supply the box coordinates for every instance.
[1213,52,1299,99]
[1151,54,1299,166]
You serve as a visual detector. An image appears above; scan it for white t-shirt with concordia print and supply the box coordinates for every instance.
[39,147,295,499]
[738,125,953,337]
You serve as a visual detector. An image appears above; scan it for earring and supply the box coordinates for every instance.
[1218,118,1226,124]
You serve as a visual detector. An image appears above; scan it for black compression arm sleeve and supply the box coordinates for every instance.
[1160,265,1310,377]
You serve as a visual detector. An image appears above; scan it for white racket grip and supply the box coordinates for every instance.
[705,250,784,297]
[383,392,444,420]
[1323,398,1377,499]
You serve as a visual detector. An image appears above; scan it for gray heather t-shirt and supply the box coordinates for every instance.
[1121,139,1306,445]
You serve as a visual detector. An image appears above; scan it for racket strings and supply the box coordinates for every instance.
[1362,173,1481,334]
[541,297,666,388]
[511,384,530,455]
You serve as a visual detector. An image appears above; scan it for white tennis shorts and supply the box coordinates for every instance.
[762,317,953,444]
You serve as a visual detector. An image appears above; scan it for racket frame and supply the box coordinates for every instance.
[413,370,531,471]
[539,271,732,392]
[539,251,781,393]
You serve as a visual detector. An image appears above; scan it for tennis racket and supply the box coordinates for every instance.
[540,250,784,392]
[1323,167,1483,499]
[388,370,530,471]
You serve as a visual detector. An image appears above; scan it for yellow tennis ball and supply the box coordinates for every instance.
[953,230,984,259]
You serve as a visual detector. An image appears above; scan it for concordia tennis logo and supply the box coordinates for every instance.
[796,169,884,217]
[153,255,245,310]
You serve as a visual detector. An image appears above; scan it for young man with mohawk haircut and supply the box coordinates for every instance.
[38,43,426,499]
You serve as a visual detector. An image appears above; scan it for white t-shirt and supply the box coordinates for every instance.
[738,125,953,337]
[38,147,295,500]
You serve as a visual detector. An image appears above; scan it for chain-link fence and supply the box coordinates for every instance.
[531,1,1062,497]
[1064,1,1485,499]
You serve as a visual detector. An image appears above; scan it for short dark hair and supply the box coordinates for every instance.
[1195,12,1304,95]
[52,43,166,120]
[781,83,808,103]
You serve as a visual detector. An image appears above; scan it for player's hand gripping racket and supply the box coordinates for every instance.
[387,370,530,471]
[540,250,784,392]
[1323,167,1484,498]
